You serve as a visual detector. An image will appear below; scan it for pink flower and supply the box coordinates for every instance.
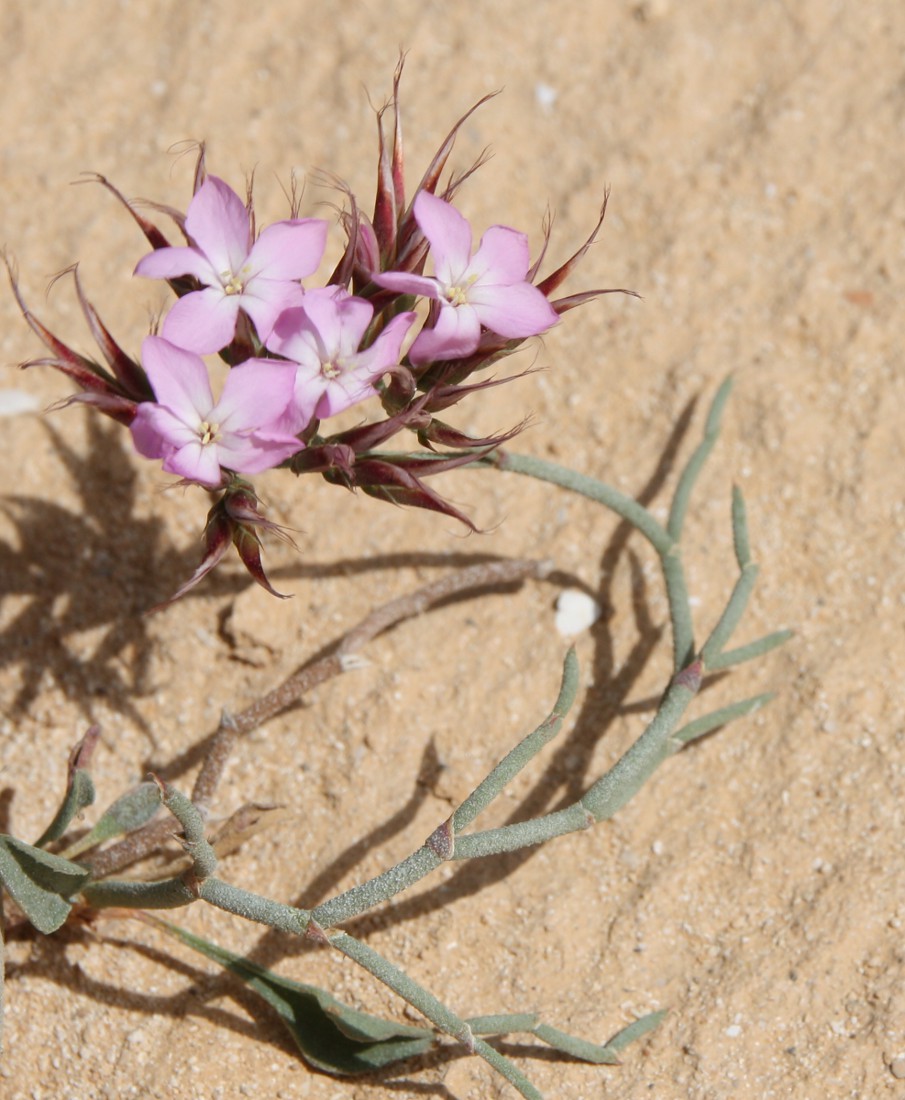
[135,176,327,354]
[130,336,302,486]
[374,191,559,366]
[265,287,416,427]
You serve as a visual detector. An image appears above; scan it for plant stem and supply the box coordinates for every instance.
[310,649,579,928]
[478,450,695,671]
[328,931,543,1099]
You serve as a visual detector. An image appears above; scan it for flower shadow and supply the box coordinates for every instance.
[0,416,250,728]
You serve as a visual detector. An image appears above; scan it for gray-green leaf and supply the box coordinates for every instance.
[63,781,161,859]
[0,836,90,933]
[149,917,434,1074]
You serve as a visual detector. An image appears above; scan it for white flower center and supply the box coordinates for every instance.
[444,284,470,307]
[322,358,343,380]
[221,265,251,296]
[198,420,220,446]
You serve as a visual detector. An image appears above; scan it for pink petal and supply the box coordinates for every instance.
[161,288,241,354]
[413,192,472,283]
[408,302,481,366]
[134,245,217,283]
[246,219,328,281]
[371,270,439,300]
[164,439,222,487]
[290,366,327,428]
[287,288,348,359]
[213,360,297,432]
[468,281,559,339]
[332,294,374,358]
[141,336,212,417]
[266,306,325,369]
[316,374,375,419]
[214,432,302,476]
[351,310,416,376]
[185,177,252,276]
[238,284,304,344]
[130,403,180,459]
[468,226,531,285]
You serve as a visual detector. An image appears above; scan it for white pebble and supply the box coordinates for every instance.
[555,589,602,636]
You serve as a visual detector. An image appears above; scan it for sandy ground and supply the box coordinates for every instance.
[1,2,904,1098]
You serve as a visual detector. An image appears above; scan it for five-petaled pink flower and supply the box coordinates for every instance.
[266,287,416,428]
[135,176,328,354]
[130,336,303,487]
[374,190,559,366]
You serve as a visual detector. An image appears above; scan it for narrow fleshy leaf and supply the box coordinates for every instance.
[603,1009,667,1054]
[532,1023,621,1065]
[706,630,793,672]
[731,484,751,568]
[35,727,100,847]
[0,837,90,934]
[62,781,162,859]
[464,1009,664,1065]
[146,917,435,1074]
[466,1013,540,1034]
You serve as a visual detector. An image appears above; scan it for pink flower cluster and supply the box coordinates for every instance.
[11,77,622,601]
[130,175,558,488]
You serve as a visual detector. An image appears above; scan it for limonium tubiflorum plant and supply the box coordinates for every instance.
[1,63,790,1097]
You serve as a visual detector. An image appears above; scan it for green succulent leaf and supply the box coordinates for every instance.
[604,1009,668,1053]
[63,781,161,859]
[149,917,434,1074]
[148,917,664,1080]
[464,1010,664,1065]
[35,727,99,848]
[35,769,96,848]
[0,836,90,933]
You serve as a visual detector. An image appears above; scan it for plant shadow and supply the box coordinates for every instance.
[0,416,253,728]
[4,395,703,1092]
[226,397,700,970]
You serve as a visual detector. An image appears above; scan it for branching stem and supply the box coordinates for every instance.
[71,381,788,1100]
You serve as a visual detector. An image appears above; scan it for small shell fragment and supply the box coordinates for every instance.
[555,588,602,636]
